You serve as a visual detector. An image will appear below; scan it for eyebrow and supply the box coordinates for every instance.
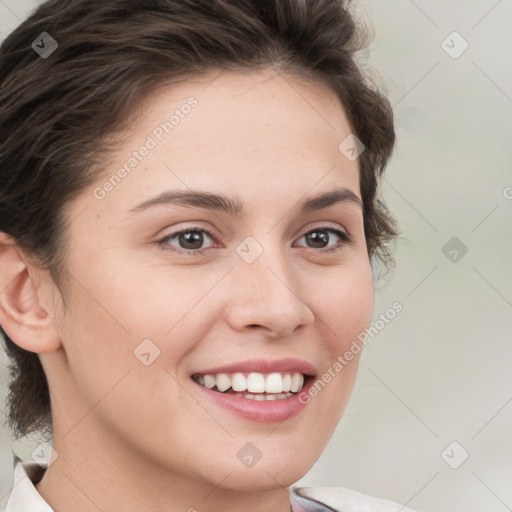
[128,187,362,216]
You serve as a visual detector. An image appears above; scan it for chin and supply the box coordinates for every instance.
[220,462,309,492]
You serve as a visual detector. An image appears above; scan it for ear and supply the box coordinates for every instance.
[0,232,62,353]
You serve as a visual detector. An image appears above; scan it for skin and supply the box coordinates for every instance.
[0,68,373,512]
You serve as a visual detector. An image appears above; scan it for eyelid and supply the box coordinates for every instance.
[301,221,351,239]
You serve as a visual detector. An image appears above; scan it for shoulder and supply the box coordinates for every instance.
[292,486,420,512]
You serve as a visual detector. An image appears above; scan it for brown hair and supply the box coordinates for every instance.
[0,0,398,441]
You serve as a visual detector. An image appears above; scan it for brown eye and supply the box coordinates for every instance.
[295,227,351,252]
[158,227,216,253]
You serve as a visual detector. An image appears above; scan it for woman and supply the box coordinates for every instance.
[0,0,416,510]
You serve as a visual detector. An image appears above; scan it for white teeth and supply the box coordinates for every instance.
[195,371,307,395]
[234,392,294,400]
[282,374,291,392]
[203,375,216,389]
[215,373,231,392]
[290,373,304,393]
[231,373,247,392]
[247,372,266,393]
[265,372,283,393]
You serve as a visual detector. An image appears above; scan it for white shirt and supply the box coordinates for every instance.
[1,450,419,512]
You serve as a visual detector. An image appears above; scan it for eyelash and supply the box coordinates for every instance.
[157,225,352,255]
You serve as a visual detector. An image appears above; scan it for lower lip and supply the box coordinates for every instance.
[191,377,314,423]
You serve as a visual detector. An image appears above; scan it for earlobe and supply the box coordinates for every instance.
[0,232,62,353]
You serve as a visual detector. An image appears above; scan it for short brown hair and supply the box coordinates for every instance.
[0,0,397,441]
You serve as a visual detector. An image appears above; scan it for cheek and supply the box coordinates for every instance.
[303,264,372,434]
[315,261,374,352]
[56,264,221,407]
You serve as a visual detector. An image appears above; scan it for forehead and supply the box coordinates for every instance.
[131,68,351,133]
[79,68,360,218]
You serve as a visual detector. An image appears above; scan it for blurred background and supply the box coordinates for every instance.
[0,1,511,511]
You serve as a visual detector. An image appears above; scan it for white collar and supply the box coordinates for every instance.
[2,451,52,512]
[1,449,416,512]
[291,487,418,512]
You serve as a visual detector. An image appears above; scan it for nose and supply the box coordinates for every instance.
[224,244,315,339]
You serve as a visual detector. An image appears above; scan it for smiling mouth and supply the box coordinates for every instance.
[191,371,308,400]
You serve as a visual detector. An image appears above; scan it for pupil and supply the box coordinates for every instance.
[181,231,203,249]
[307,231,328,248]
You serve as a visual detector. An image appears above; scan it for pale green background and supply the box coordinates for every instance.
[1,1,511,511]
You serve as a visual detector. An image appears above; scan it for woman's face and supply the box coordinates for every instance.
[43,69,373,491]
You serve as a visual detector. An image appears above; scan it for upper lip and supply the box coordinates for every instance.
[192,358,317,377]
